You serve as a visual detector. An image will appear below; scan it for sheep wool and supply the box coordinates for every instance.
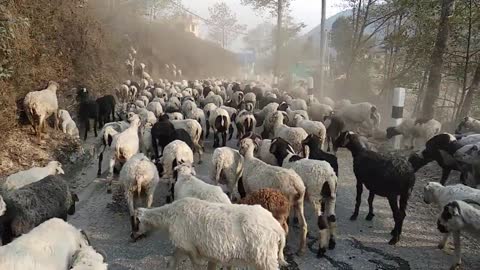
[132,198,287,270]
[3,161,65,191]
[0,218,89,270]
[211,147,244,200]
[70,245,108,270]
[174,164,231,204]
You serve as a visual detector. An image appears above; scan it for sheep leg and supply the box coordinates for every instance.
[84,119,90,141]
[350,182,363,220]
[228,124,234,140]
[387,196,401,245]
[107,157,116,193]
[440,168,451,185]
[438,232,450,250]
[222,131,227,147]
[450,231,462,270]
[168,248,185,270]
[207,262,218,270]
[126,191,135,230]
[325,196,337,250]
[93,118,98,137]
[317,212,328,258]
[365,192,375,221]
[213,131,219,148]
[294,200,308,255]
[53,111,59,130]
[206,121,210,138]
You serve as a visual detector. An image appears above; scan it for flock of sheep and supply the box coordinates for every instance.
[1,64,480,270]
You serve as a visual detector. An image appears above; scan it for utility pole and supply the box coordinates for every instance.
[318,0,327,97]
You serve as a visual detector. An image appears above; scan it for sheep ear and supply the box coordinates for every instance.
[270,140,278,154]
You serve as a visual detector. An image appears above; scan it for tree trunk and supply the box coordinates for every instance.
[455,0,472,120]
[421,0,455,119]
[274,0,283,76]
[457,64,480,119]
[318,0,327,96]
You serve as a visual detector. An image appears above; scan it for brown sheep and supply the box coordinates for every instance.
[238,188,291,234]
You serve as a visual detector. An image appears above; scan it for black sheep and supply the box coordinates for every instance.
[302,134,339,176]
[334,131,415,245]
[0,175,78,244]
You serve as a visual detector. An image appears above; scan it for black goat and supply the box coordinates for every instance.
[96,95,116,127]
[151,114,176,159]
[325,115,345,152]
[77,87,99,141]
[334,131,415,245]
[151,115,195,159]
[408,133,478,185]
[302,134,339,176]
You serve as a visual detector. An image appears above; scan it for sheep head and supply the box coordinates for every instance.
[437,201,465,233]
[239,137,259,156]
[423,182,442,204]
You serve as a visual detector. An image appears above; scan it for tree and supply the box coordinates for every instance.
[208,2,247,49]
[421,0,456,119]
[243,22,275,55]
[241,0,291,76]
[457,64,480,119]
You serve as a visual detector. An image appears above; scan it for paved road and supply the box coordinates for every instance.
[68,135,480,270]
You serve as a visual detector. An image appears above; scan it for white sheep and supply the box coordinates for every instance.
[238,137,307,254]
[70,245,108,270]
[424,182,480,250]
[174,163,231,204]
[244,92,256,108]
[57,109,79,139]
[388,118,441,149]
[271,111,308,155]
[24,81,60,138]
[146,101,163,118]
[159,140,194,182]
[2,161,65,191]
[294,114,326,148]
[139,123,153,157]
[309,103,333,122]
[208,107,231,147]
[334,99,351,111]
[203,92,223,107]
[211,147,243,200]
[256,139,279,165]
[270,138,338,256]
[319,96,335,108]
[437,200,480,270]
[456,117,480,134]
[288,98,308,111]
[120,153,160,229]
[105,114,141,192]
[171,119,204,162]
[167,112,184,120]
[337,102,381,134]
[131,198,287,270]
[235,109,256,139]
[0,218,89,270]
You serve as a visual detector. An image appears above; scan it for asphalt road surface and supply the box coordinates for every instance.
[68,135,480,270]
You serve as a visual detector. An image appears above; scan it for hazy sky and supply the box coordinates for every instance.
[181,0,345,51]
[183,0,345,32]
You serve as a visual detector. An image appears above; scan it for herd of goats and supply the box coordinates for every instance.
[1,68,480,270]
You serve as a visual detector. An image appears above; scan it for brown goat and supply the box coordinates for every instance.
[238,188,291,234]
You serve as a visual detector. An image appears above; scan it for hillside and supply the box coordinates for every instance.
[0,0,238,177]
